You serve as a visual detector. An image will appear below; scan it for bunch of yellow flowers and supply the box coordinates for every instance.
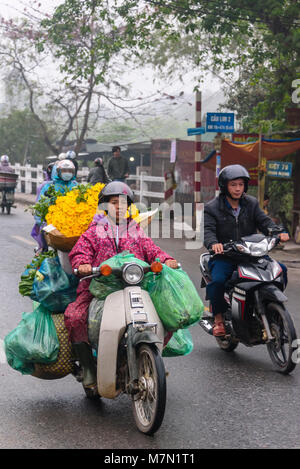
[45,183,140,237]
[45,183,105,237]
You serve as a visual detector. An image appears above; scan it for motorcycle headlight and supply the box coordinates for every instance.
[122,263,144,285]
[248,240,268,257]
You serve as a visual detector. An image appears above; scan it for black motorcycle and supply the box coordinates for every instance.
[199,230,298,374]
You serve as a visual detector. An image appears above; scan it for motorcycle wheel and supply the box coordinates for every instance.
[216,334,239,352]
[6,205,11,215]
[83,385,100,400]
[266,302,298,374]
[132,344,166,435]
[215,319,239,352]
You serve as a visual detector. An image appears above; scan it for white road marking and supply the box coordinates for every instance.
[11,235,36,246]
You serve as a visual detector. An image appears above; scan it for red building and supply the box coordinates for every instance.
[150,138,215,204]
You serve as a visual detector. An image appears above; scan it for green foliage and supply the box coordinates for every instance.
[0,110,54,164]
[19,250,57,297]
[38,0,154,85]
[26,185,61,222]
[4,0,299,148]
[267,180,294,234]
[122,0,300,130]
[26,183,94,222]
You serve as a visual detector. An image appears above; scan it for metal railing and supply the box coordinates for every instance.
[11,164,165,202]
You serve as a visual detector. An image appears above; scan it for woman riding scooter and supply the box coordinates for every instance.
[31,160,78,252]
[65,181,178,394]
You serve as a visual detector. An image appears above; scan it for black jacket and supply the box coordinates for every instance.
[108,156,129,180]
[204,194,277,249]
[87,165,108,185]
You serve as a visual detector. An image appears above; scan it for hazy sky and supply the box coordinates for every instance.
[0,0,224,115]
[0,0,62,18]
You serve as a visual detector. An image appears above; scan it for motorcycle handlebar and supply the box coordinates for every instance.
[74,262,182,278]
[73,266,101,276]
[209,242,233,256]
[209,235,281,256]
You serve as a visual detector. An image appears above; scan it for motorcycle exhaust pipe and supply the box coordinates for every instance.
[199,319,214,335]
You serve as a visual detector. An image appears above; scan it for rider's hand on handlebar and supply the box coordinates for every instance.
[165,259,178,269]
[279,233,289,243]
[212,243,224,254]
[78,264,92,276]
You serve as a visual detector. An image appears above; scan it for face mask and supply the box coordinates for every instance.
[61,172,73,181]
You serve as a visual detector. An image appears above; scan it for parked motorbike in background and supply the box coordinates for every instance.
[199,229,298,374]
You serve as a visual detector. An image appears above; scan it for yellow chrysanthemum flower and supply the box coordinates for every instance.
[45,183,140,238]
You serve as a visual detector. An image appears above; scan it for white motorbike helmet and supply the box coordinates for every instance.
[1,155,9,163]
[66,150,76,160]
[57,159,75,181]
[58,152,67,160]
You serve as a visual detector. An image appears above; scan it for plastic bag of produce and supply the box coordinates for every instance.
[19,262,38,301]
[162,329,194,357]
[32,256,78,312]
[87,298,105,349]
[147,265,204,331]
[4,304,59,375]
[18,251,57,300]
[32,313,74,380]
[89,251,152,300]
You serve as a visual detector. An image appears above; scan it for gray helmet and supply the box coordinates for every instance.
[218,164,250,194]
[98,181,134,206]
[94,157,103,166]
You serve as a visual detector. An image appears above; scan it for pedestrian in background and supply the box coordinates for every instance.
[87,158,108,185]
[107,146,129,182]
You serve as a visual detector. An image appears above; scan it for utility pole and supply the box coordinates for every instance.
[193,90,202,232]
[257,128,266,209]
[214,132,222,197]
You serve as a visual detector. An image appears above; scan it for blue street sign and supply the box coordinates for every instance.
[187,127,206,136]
[206,112,235,133]
[267,161,293,178]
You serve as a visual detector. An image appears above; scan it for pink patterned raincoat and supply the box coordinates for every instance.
[65,215,174,343]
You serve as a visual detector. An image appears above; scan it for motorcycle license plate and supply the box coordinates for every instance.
[130,291,144,308]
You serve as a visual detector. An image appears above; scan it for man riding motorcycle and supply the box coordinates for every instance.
[204,164,289,337]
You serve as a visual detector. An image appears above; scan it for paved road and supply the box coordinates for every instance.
[1,206,300,449]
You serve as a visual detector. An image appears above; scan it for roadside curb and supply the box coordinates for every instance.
[14,194,36,206]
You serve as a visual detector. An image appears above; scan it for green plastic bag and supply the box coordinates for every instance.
[89,251,153,300]
[147,265,204,331]
[4,304,59,375]
[88,298,105,349]
[162,329,194,357]
[32,256,78,312]
[19,251,57,300]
